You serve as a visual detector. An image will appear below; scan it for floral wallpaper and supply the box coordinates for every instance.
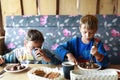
[5,15,120,64]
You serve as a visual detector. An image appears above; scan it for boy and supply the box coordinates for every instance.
[55,15,109,68]
[0,29,61,65]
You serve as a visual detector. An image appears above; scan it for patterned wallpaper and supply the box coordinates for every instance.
[5,15,120,64]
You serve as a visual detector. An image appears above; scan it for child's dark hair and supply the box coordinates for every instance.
[25,29,44,43]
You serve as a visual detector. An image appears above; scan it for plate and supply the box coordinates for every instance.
[4,64,28,73]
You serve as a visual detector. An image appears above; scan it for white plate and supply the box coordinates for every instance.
[4,64,28,73]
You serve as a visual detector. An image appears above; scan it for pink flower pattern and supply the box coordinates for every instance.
[111,29,120,37]
[7,43,16,49]
[51,44,59,50]
[40,16,48,25]
[103,15,106,18]
[18,28,25,35]
[62,29,71,37]
[104,44,110,51]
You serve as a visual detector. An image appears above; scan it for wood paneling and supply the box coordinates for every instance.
[59,0,78,15]
[118,0,120,14]
[0,0,120,28]
[22,0,37,15]
[99,0,114,14]
[1,0,21,27]
[79,0,97,15]
[38,0,56,15]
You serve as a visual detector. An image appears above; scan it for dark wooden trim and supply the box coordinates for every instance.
[56,0,59,15]
[0,0,3,29]
[20,0,24,15]
[36,0,39,15]
[113,0,118,14]
[96,0,100,14]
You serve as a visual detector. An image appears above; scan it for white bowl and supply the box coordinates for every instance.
[70,69,118,80]
[78,62,101,70]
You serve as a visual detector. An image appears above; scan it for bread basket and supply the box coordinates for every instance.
[27,67,63,80]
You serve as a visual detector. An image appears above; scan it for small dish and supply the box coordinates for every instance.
[4,64,28,73]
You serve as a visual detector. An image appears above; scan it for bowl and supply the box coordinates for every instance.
[70,69,118,80]
[78,62,101,70]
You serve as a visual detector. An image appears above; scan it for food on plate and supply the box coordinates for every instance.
[33,70,46,76]
[79,62,100,69]
[32,69,60,79]
[6,63,25,71]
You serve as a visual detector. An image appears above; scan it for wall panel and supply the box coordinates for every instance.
[99,0,114,14]
[118,0,120,14]
[79,0,97,15]
[22,0,37,15]
[1,0,21,27]
[59,0,78,15]
[39,0,56,15]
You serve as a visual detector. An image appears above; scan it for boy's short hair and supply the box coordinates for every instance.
[80,15,98,30]
[25,29,44,43]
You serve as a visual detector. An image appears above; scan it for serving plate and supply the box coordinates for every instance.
[4,64,28,73]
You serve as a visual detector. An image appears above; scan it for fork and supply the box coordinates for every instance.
[89,41,98,67]
[89,55,94,68]
[90,55,94,64]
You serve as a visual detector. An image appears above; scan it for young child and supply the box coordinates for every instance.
[0,29,61,65]
[55,15,109,68]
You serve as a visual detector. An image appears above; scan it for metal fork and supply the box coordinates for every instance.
[89,55,94,68]
[90,55,94,64]
[89,41,98,67]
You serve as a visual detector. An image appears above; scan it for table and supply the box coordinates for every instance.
[0,64,120,80]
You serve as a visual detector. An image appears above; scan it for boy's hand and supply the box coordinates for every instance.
[34,48,51,62]
[90,46,104,62]
[66,53,78,65]
[0,55,5,65]
[90,45,98,56]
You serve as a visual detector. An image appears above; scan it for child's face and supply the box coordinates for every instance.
[80,24,96,41]
[24,41,43,53]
